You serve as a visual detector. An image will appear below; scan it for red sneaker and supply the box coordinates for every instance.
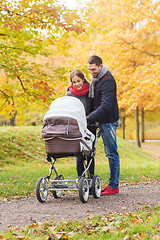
[101,185,109,193]
[101,187,119,195]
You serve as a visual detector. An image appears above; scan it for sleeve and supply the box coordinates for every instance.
[89,79,116,122]
[66,91,72,96]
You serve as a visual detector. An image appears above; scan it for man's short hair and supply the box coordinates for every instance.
[88,55,102,66]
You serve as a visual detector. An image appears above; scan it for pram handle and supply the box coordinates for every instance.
[87,122,100,128]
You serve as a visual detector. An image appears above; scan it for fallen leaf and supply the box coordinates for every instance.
[49,226,56,235]
[123,236,129,240]
[29,223,39,228]
[102,226,111,232]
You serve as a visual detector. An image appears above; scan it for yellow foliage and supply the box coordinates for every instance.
[1,0,160,124]
[55,0,160,115]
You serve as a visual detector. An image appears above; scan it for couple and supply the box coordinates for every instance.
[66,55,120,196]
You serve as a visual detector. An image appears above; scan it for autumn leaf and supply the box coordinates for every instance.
[0,0,85,122]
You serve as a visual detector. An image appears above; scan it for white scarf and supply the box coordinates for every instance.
[88,65,108,98]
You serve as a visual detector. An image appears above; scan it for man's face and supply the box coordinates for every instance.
[88,63,103,78]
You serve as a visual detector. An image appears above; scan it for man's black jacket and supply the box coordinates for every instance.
[89,71,119,123]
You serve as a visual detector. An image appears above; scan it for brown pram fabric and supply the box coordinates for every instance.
[42,116,82,154]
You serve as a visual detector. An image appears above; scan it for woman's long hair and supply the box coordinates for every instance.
[69,69,90,87]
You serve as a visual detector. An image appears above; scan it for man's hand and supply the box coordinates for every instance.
[86,115,94,125]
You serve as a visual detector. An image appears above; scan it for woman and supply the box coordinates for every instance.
[66,69,95,177]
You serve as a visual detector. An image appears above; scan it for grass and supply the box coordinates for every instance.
[96,137,160,186]
[0,126,160,239]
[1,206,160,239]
[0,126,159,198]
[0,126,46,166]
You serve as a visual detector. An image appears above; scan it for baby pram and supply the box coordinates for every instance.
[36,96,101,203]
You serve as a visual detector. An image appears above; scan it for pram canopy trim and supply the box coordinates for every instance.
[43,96,87,134]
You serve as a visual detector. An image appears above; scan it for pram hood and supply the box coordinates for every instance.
[42,96,95,155]
[43,96,87,135]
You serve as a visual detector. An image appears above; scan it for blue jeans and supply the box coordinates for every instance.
[76,156,95,177]
[100,121,120,189]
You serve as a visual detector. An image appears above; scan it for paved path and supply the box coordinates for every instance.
[141,142,160,161]
[0,181,160,231]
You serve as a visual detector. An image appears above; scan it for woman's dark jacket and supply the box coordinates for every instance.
[89,71,119,123]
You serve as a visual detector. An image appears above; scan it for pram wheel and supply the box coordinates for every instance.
[52,175,64,199]
[91,175,101,199]
[52,190,62,199]
[36,177,48,203]
[78,177,89,203]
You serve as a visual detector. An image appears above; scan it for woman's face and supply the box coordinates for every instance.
[72,76,84,90]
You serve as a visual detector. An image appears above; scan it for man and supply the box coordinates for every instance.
[87,55,120,195]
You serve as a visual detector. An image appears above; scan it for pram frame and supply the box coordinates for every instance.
[36,126,101,203]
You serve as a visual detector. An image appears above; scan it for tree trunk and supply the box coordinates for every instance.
[141,108,145,142]
[10,110,17,126]
[122,116,125,139]
[135,107,141,147]
[122,108,125,139]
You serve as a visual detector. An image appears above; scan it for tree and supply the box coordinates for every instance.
[0,0,84,123]
[141,108,145,142]
[57,0,160,145]
[135,107,141,147]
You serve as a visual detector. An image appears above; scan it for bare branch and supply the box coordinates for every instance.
[17,76,26,91]
[0,45,35,55]
[0,89,11,99]
[16,76,40,98]
[0,99,10,110]
[123,39,160,57]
